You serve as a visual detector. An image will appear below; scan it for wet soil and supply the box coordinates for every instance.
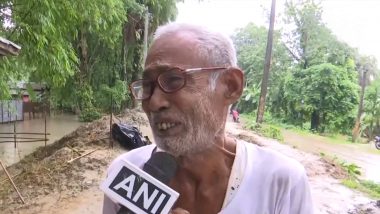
[0,109,147,214]
[282,129,380,183]
[0,111,379,214]
[226,121,380,214]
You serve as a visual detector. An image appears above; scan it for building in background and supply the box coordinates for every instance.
[0,37,20,56]
[0,37,22,123]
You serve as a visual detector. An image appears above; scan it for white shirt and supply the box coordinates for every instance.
[102,141,314,214]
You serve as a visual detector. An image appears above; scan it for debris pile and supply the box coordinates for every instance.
[0,110,148,213]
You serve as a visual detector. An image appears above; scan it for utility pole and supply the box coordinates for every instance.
[142,8,149,66]
[352,68,368,142]
[256,0,276,124]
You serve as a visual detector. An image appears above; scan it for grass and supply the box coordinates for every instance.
[299,131,380,155]
[342,178,358,188]
[241,115,284,141]
[240,115,377,155]
[241,114,380,198]
[276,122,378,151]
[290,129,354,145]
[241,113,357,145]
[342,179,380,199]
[360,180,380,198]
[317,149,380,199]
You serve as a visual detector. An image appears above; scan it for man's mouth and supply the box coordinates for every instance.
[156,122,178,131]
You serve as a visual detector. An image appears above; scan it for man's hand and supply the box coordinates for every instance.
[170,208,190,214]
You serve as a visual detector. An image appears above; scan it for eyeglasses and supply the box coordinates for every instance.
[129,67,226,100]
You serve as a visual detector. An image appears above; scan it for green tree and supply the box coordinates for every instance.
[282,0,359,132]
[1,1,178,120]
[0,0,125,100]
[362,73,380,140]
[120,0,178,107]
[284,63,359,133]
[283,0,325,69]
[283,0,356,69]
[352,55,379,141]
[233,23,292,115]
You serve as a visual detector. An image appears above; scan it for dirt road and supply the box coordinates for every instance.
[226,121,380,214]
[282,129,380,183]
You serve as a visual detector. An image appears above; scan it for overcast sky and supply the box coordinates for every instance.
[176,0,380,67]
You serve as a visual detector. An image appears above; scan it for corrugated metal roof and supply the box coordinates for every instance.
[0,37,21,56]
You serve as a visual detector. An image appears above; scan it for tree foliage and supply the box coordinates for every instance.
[233,23,292,114]
[284,63,358,132]
[234,0,369,134]
[1,0,178,120]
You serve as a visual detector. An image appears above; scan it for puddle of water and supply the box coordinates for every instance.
[0,113,83,166]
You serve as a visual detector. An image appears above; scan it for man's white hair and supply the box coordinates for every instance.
[153,22,237,90]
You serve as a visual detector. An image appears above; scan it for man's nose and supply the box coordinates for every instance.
[145,85,170,112]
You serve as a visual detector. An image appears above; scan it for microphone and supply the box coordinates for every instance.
[100,152,179,214]
[118,152,178,214]
[143,152,178,184]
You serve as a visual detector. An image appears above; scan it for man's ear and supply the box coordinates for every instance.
[221,67,244,104]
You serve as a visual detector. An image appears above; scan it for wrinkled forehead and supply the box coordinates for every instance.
[143,63,174,79]
[144,32,209,73]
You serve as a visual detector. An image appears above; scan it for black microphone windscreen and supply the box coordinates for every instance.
[143,152,178,184]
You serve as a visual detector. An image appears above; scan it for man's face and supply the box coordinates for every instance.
[142,33,225,157]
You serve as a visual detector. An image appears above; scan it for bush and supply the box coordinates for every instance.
[340,162,361,178]
[340,160,380,199]
[242,115,284,141]
[79,108,101,122]
[260,125,284,141]
[94,80,128,113]
[75,84,95,110]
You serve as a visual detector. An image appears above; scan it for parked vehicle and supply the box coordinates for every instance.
[374,136,380,150]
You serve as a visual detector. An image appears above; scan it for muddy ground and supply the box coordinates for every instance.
[0,109,379,214]
[226,122,380,214]
[0,109,147,214]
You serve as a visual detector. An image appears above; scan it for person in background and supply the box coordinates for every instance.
[103,22,314,214]
[232,109,239,123]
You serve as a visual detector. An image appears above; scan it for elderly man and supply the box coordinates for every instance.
[103,23,313,214]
